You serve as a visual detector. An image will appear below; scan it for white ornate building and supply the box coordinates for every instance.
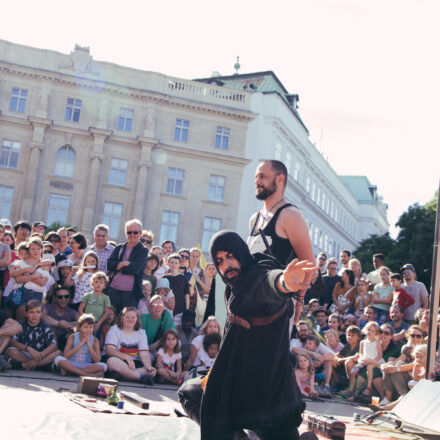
[197,71,389,257]
[0,40,388,255]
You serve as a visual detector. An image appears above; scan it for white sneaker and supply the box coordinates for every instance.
[379,397,391,406]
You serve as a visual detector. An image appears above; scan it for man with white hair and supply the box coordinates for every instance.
[89,224,115,273]
[107,219,149,313]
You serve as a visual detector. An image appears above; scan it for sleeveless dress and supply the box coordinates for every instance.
[70,333,95,368]
[247,203,297,267]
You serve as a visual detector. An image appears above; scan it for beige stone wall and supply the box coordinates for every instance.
[0,40,253,249]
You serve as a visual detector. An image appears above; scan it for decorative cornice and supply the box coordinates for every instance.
[0,63,255,121]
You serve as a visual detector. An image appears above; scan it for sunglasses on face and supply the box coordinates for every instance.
[56,295,70,299]
[403,270,413,274]
[379,331,392,335]
[127,231,140,235]
[50,238,60,243]
[140,239,152,244]
[180,255,190,260]
[319,257,326,261]
[410,334,423,339]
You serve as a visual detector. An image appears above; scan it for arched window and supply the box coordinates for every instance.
[54,145,75,178]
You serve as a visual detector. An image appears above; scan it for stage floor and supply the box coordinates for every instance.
[0,370,436,439]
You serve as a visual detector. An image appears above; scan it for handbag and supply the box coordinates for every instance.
[8,285,24,306]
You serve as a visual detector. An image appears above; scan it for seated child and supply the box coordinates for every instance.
[6,299,61,370]
[343,321,383,400]
[78,272,111,337]
[304,334,335,396]
[156,329,185,385]
[199,333,220,368]
[295,353,318,399]
[100,306,116,351]
[408,344,427,389]
[54,313,107,376]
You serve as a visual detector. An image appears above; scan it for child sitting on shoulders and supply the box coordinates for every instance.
[138,280,152,316]
[295,353,318,399]
[54,313,107,377]
[156,329,185,385]
[390,273,415,313]
[199,333,220,368]
[408,344,427,389]
[78,272,111,337]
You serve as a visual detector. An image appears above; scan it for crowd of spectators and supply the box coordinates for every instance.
[0,218,216,386]
[0,218,438,410]
[293,249,437,408]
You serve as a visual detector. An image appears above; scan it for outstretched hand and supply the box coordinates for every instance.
[283,259,318,292]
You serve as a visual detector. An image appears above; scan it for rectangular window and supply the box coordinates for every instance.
[324,234,328,253]
[316,187,321,206]
[311,182,316,202]
[0,185,14,219]
[305,175,310,193]
[117,108,134,132]
[0,140,20,169]
[103,201,123,238]
[108,158,128,187]
[208,174,226,202]
[309,222,314,238]
[293,161,300,181]
[285,152,292,172]
[275,142,282,160]
[174,119,189,142]
[9,88,27,113]
[215,126,230,150]
[321,192,326,210]
[314,226,319,246]
[202,217,221,252]
[159,210,180,244]
[46,194,70,226]
[166,167,185,196]
[65,98,82,122]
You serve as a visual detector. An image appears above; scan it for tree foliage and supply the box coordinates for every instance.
[354,192,438,290]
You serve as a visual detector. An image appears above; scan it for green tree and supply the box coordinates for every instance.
[353,233,395,274]
[354,192,437,289]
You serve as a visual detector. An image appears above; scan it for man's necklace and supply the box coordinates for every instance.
[260,199,284,222]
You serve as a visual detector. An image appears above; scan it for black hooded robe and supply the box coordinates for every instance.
[200,231,304,439]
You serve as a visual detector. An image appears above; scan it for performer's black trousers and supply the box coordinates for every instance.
[178,378,302,440]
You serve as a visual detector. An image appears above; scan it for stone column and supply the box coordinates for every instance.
[20,117,52,221]
[80,128,111,234]
[133,137,159,221]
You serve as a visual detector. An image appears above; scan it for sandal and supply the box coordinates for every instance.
[362,387,372,396]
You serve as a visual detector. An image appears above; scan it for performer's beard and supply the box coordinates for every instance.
[255,178,277,200]
[223,267,241,286]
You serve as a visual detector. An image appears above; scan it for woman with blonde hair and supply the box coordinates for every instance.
[348,258,367,286]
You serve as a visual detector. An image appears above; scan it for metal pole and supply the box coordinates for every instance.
[427,181,440,378]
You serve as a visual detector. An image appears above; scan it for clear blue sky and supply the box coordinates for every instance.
[2,0,439,236]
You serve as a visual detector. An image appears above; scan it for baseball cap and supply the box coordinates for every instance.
[400,263,415,271]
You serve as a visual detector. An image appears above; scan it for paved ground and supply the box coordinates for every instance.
[0,369,436,439]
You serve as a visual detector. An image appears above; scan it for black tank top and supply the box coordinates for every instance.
[248,203,298,267]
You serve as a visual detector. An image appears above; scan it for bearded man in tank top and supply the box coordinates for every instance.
[248,160,315,323]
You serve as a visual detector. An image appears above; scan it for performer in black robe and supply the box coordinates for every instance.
[179,230,316,440]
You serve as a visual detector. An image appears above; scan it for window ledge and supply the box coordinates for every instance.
[203,199,228,207]
[103,183,130,191]
[161,192,187,200]
[0,167,22,175]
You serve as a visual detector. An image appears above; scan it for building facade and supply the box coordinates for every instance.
[0,40,388,256]
[0,40,253,249]
[196,72,389,257]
